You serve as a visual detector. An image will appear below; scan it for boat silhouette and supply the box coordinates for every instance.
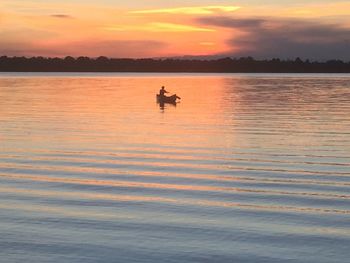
[156,94,181,104]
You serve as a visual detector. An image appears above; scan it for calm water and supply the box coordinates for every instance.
[0,73,349,263]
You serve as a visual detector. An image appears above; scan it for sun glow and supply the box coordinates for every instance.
[1,1,349,58]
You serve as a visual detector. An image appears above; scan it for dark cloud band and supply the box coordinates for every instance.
[198,16,350,60]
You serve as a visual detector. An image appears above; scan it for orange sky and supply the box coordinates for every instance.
[1,1,349,59]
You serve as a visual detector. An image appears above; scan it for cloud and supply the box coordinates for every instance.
[199,17,265,29]
[130,6,240,15]
[50,14,73,19]
[105,22,214,33]
[0,40,168,58]
[198,16,350,60]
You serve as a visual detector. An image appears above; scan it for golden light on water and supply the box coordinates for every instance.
[1,73,350,262]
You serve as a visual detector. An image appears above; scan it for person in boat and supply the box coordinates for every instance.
[158,86,181,103]
[159,86,169,98]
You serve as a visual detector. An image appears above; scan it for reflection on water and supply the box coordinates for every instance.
[157,98,177,111]
[0,73,350,263]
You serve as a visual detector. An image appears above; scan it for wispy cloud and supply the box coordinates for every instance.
[130,6,240,15]
[105,23,214,32]
[50,14,73,19]
[198,16,350,60]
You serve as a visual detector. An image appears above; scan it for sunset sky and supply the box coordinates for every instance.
[1,0,349,60]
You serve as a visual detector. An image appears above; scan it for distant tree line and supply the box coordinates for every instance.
[0,56,349,73]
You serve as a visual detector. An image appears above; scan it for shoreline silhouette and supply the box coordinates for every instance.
[0,56,349,73]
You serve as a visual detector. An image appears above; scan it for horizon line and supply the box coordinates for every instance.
[1,55,350,63]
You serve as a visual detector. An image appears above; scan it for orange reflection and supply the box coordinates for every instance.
[2,171,349,201]
[0,76,239,150]
[1,185,349,215]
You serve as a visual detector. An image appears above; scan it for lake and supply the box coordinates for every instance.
[0,73,349,262]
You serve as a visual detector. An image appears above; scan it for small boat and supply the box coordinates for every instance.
[156,94,180,104]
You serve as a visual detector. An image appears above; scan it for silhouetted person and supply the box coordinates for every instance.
[159,86,169,97]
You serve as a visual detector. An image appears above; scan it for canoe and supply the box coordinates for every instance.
[156,94,179,104]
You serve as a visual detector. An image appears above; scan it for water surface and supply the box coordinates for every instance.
[0,73,349,262]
